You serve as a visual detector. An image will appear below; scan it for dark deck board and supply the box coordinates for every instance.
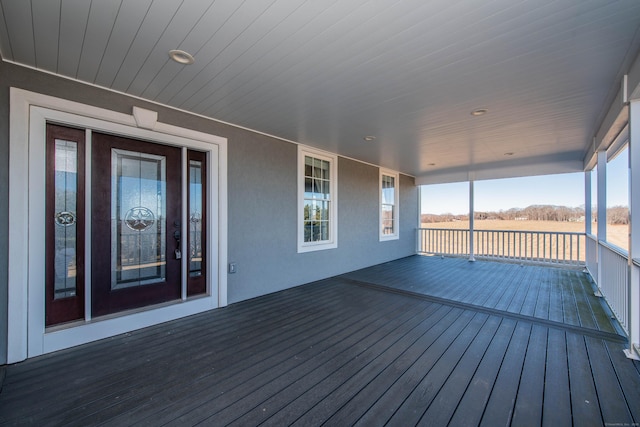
[566,333,603,427]
[542,329,572,427]
[1,255,639,426]
[607,340,640,422]
[414,316,503,426]
[448,318,518,427]
[571,270,599,330]
[586,337,636,425]
[560,270,581,326]
[511,324,547,427]
[479,322,532,427]
[533,267,552,320]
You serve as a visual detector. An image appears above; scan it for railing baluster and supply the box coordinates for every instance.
[502,230,505,258]
[570,234,574,264]
[518,232,521,260]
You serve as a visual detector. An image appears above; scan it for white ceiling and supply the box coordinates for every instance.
[1,0,640,183]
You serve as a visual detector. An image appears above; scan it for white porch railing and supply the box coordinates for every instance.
[418,228,585,266]
[597,241,629,334]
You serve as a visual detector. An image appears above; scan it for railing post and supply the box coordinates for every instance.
[627,98,640,359]
[585,170,592,236]
[597,150,607,296]
[469,179,475,262]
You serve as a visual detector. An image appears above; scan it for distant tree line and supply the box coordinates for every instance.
[422,204,629,225]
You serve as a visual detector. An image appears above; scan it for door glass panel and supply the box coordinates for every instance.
[189,160,203,278]
[54,139,78,299]
[111,149,166,290]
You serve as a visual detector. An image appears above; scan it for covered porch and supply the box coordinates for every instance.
[1,255,638,426]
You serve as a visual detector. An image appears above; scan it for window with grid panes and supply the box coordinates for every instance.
[298,147,337,252]
[380,169,399,240]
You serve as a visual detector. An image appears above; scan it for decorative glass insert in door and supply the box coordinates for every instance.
[187,150,207,296]
[111,149,166,290]
[53,139,79,298]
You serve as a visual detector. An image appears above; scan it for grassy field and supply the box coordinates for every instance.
[420,220,628,260]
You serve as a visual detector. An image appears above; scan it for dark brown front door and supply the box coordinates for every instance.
[91,132,182,316]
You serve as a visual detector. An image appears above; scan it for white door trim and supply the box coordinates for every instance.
[8,88,228,362]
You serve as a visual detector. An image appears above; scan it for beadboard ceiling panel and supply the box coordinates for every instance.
[57,0,91,77]
[106,0,181,91]
[1,0,640,183]
[92,0,153,87]
[75,1,125,83]
[31,0,60,71]
[1,0,35,65]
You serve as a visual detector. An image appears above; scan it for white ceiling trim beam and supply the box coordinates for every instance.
[417,154,583,186]
[629,48,640,101]
[585,43,640,170]
[584,92,628,171]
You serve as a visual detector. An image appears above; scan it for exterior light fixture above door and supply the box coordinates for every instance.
[169,49,195,65]
[470,108,488,116]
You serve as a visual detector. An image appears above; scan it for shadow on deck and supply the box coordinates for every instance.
[1,255,639,426]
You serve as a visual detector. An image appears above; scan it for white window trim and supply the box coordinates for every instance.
[8,88,228,362]
[297,146,338,253]
[380,168,400,241]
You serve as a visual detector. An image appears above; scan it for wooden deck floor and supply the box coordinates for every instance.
[1,255,639,426]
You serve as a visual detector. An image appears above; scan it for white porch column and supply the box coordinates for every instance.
[628,98,640,358]
[585,171,592,235]
[597,150,607,292]
[597,150,607,241]
[469,179,475,262]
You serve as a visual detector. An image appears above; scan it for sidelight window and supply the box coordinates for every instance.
[45,124,86,326]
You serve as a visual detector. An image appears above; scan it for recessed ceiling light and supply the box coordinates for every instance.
[470,108,488,116]
[169,49,195,65]
[504,152,514,156]
[363,136,376,142]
